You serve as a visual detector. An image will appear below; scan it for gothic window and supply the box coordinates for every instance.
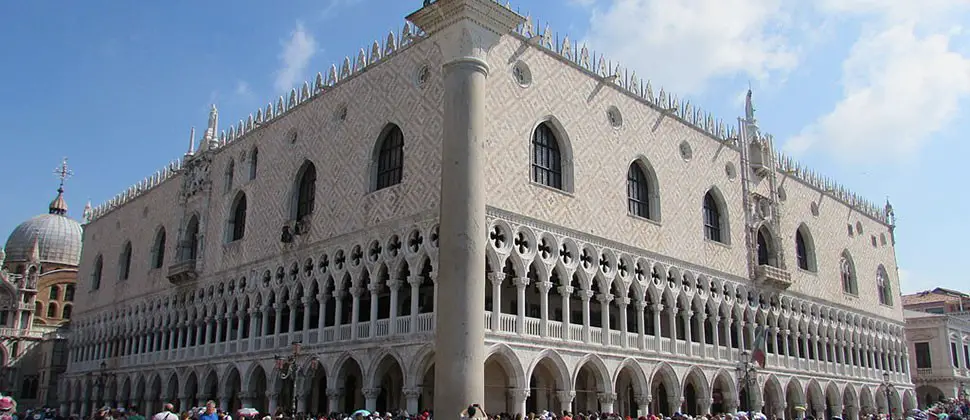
[92,255,103,290]
[756,226,776,267]
[34,302,42,317]
[373,124,404,191]
[46,302,57,318]
[795,225,816,272]
[228,192,248,242]
[65,285,75,302]
[119,241,132,281]
[224,159,235,192]
[181,215,200,261]
[48,285,59,300]
[877,265,892,306]
[249,148,259,180]
[151,227,166,269]
[62,304,72,320]
[840,250,857,295]
[703,190,728,243]
[627,161,660,221]
[293,162,317,221]
[531,122,563,190]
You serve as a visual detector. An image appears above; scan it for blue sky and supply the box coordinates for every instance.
[0,0,967,294]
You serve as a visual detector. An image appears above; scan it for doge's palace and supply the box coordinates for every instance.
[61,0,916,419]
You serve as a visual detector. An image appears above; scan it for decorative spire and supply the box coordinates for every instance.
[82,200,93,223]
[201,104,219,151]
[186,127,196,156]
[743,89,760,142]
[49,157,72,215]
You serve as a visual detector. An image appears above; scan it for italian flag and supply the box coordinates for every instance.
[752,325,768,368]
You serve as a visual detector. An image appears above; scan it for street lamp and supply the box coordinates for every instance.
[882,372,895,420]
[736,351,758,418]
[274,340,319,418]
[87,361,115,408]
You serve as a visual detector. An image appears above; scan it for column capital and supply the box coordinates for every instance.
[651,303,664,312]
[487,272,506,286]
[557,390,576,403]
[634,299,646,310]
[367,283,382,294]
[325,388,344,399]
[403,387,422,399]
[557,285,574,296]
[508,388,530,401]
[615,296,630,306]
[596,293,614,304]
[387,279,403,291]
[350,286,364,298]
[407,275,424,287]
[362,387,382,399]
[512,277,530,288]
[537,281,553,293]
[597,392,617,404]
[407,0,526,65]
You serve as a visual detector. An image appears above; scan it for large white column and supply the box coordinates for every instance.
[407,1,523,417]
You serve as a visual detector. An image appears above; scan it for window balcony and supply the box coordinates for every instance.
[167,259,198,285]
[755,264,792,290]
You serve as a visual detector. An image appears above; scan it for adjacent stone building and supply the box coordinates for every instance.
[902,289,970,407]
[1,168,81,407]
[61,0,915,419]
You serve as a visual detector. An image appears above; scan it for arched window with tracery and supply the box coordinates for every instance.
[151,227,166,269]
[531,122,563,190]
[228,192,248,242]
[48,285,59,300]
[119,241,132,281]
[46,302,58,318]
[877,265,892,306]
[840,251,857,295]
[62,304,72,320]
[703,190,727,243]
[294,162,317,221]
[92,255,103,290]
[373,124,404,190]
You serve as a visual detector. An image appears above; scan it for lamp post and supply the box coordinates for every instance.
[736,350,758,418]
[274,340,319,418]
[87,361,115,409]
[882,372,895,420]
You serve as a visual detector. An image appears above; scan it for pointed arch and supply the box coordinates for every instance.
[613,358,649,399]
[795,223,817,272]
[249,147,259,180]
[151,226,167,269]
[292,160,317,221]
[876,265,893,306]
[840,250,857,295]
[530,117,574,192]
[647,361,680,399]
[366,349,407,388]
[526,349,572,392]
[573,353,614,394]
[224,158,235,192]
[703,187,730,244]
[227,191,248,242]
[681,366,711,404]
[371,123,405,191]
[180,215,200,261]
[118,240,133,281]
[484,344,527,390]
[91,254,103,290]
[756,224,778,267]
[627,157,661,222]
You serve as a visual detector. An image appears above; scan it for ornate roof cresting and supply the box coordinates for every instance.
[86,0,891,226]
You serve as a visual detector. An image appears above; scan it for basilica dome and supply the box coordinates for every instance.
[3,188,83,267]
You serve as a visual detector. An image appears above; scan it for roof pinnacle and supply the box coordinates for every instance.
[49,157,72,215]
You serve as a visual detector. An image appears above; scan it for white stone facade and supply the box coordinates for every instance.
[904,310,970,407]
[62,1,915,419]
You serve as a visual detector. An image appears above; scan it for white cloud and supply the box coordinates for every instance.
[235,80,253,98]
[785,24,970,159]
[784,0,970,160]
[583,0,801,95]
[274,22,317,93]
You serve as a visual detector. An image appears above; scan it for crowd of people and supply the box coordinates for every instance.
[3,396,968,420]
